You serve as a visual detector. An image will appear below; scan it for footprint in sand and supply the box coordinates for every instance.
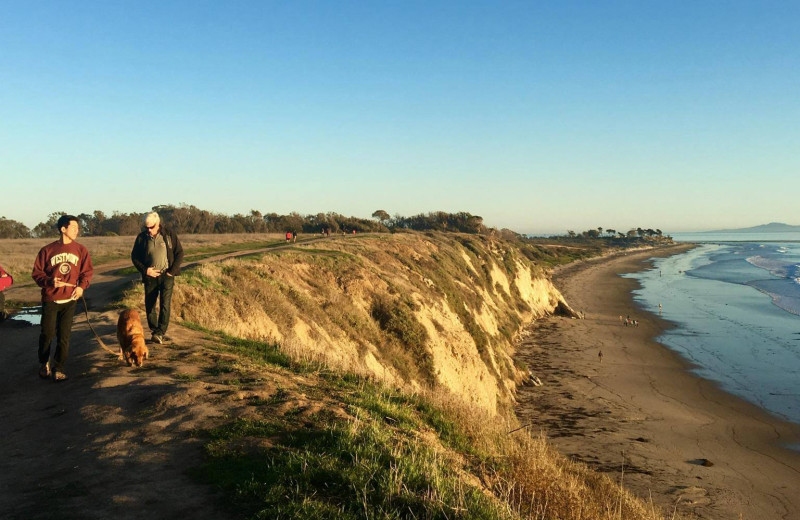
[669,485,711,506]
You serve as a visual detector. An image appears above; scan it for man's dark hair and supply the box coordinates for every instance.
[56,214,78,232]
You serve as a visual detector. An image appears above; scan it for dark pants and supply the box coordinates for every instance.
[144,274,174,336]
[38,300,77,370]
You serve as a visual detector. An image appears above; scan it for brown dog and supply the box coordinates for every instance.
[116,309,149,367]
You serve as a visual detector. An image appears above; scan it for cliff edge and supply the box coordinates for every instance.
[172,231,577,414]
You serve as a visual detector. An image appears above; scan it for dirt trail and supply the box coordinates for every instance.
[0,237,335,519]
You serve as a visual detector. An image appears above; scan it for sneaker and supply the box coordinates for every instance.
[52,370,68,382]
[152,334,164,345]
[39,362,51,379]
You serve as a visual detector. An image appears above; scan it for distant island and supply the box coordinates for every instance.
[706,222,800,233]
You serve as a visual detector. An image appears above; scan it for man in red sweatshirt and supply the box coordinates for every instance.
[31,215,94,381]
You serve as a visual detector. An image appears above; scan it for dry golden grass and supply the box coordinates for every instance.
[415,390,673,520]
[0,233,286,281]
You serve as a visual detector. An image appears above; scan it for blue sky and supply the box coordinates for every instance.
[1,1,798,233]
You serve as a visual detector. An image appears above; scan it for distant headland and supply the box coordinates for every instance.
[705,222,800,233]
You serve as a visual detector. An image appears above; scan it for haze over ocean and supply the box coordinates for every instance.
[628,234,800,427]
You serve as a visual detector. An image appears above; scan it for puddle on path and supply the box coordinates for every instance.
[9,305,41,326]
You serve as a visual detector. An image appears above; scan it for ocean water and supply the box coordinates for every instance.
[624,239,800,427]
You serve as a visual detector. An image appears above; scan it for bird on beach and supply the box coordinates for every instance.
[598,350,603,363]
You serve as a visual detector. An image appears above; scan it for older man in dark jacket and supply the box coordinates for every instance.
[130,211,184,344]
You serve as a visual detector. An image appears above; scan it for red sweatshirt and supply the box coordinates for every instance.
[0,264,12,291]
[31,240,94,302]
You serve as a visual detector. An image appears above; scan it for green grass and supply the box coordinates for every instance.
[192,375,517,520]
[173,373,198,382]
[181,239,286,261]
[112,265,139,276]
[181,321,299,371]
[181,269,229,293]
[341,380,482,459]
[370,295,430,363]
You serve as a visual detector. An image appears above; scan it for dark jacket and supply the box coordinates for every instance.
[131,225,184,282]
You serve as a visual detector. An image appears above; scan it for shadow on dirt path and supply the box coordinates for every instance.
[0,235,345,519]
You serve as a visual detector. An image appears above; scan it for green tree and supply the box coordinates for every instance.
[371,209,391,225]
[0,217,31,238]
[32,212,67,238]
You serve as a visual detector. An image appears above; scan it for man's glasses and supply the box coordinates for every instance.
[147,224,157,229]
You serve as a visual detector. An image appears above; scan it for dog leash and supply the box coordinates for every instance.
[80,296,119,357]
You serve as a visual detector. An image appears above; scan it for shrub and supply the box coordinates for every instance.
[370,294,429,353]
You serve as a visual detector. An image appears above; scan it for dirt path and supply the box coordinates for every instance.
[0,237,337,519]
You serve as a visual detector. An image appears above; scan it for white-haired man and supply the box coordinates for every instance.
[130,212,184,344]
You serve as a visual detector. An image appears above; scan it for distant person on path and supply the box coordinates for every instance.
[292,231,297,243]
[31,215,94,381]
[131,212,184,345]
[0,263,13,321]
[285,231,292,242]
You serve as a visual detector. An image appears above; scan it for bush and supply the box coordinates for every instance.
[370,294,429,353]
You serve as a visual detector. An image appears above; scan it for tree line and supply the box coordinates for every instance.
[552,227,673,248]
[372,210,487,234]
[563,227,665,239]
[0,206,490,238]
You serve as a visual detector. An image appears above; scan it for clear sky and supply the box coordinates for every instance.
[1,1,798,234]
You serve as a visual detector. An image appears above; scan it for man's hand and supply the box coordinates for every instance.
[53,277,76,288]
[146,268,162,278]
[71,286,84,300]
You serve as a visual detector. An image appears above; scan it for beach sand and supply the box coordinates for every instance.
[516,246,800,519]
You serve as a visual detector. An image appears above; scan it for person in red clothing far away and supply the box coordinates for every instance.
[31,214,94,382]
[0,262,13,321]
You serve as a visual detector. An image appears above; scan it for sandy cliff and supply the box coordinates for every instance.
[171,232,575,413]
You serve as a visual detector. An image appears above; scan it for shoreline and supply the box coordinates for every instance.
[516,245,800,519]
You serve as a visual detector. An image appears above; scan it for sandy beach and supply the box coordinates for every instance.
[516,246,800,519]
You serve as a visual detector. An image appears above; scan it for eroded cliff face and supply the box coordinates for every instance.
[172,232,575,414]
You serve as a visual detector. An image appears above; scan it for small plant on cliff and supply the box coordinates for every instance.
[370,294,429,354]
